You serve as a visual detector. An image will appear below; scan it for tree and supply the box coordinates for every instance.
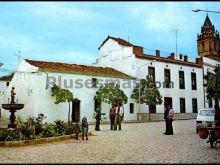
[206,65,220,107]
[131,75,163,120]
[51,84,74,122]
[95,83,128,105]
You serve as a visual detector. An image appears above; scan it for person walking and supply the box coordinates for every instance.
[114,103,124,131]
[109,104,116,130]
[165,106,174,135]
[81,117,89,140]
[95,104,101,131]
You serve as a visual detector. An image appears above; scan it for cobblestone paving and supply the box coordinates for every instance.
[0,119,220,163]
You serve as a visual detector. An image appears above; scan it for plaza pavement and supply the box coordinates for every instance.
[0,119,220,164]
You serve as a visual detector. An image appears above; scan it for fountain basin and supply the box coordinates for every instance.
[2,104,24,111]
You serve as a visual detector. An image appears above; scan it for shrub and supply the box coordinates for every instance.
[41,123,56,137]
[54,120,65,135]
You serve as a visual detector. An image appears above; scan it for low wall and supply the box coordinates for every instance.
[137,113,198,121]
[0,132,93,147]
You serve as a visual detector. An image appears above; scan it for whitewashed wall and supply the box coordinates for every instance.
[98,38,205,114]
[0,59,137,123]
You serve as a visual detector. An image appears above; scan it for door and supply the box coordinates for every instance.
[72,99,80,122]
[164,97,173,110]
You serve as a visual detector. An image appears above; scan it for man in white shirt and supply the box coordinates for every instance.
[114,103,124,131]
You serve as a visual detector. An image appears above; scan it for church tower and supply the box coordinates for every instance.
[197,14,220,61]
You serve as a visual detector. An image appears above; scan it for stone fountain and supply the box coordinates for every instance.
[1,87,24,128]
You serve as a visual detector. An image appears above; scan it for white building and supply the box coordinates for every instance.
[0,15,219,123]
[97,36,204,120]
[0,37,205,122]
[0,59,137,123]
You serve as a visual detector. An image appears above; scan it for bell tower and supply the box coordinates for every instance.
[197,14,220,61]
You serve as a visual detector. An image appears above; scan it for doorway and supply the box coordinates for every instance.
[72,99,80,122]
[164,97,173,109]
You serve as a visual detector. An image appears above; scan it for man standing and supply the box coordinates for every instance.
[109,104,116,130]
[163,105,169,134]
[165,106,174,135]
[114,103,124,131]
[95,104,101,131]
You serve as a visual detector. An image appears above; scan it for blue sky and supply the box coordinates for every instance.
[0,1,220,76]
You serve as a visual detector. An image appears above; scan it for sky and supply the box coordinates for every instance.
[0,1,220,76]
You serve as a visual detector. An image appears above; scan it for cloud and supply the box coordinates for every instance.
[129,2,199,32]
[29,2,100,22]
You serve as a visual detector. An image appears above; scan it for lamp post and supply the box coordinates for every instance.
[138,60,156,113]
[192,9,220,14]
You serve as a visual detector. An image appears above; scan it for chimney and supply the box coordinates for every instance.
[156,50,160,57]
[184,55,188,62]
[170,53,175,60]
[196,57,203,65]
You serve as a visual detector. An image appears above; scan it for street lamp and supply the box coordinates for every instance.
[192,9,220,13]
[138,59,156,113]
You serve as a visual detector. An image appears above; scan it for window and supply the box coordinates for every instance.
[92,78,97,87]
[164,69,171,88]
[130,103,134,113]
[148,67,155,82]
[191,72,197,90]
[179,71,185,89]
[192,98,198,113]
[180,98,186,113]
[6,82,9,86]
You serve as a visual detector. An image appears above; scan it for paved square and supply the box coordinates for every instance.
[0,119,219,163]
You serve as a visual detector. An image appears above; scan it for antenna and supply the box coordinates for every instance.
[128,36,130,42]
[171,29,178,56]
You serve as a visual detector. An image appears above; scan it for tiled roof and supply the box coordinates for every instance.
[100,35,203,68]
[25,59,134,79]
[0,73,14,81]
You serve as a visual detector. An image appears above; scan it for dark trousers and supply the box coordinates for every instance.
[167,119,173,134]
[114,115,121,130]
[110,115,115,130]
[165,119,168,133]
[95,118,101,131]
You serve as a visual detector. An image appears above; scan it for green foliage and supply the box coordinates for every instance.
[51,84,74,104]
[16,117,35,140]
[0,114,77,141]
[51,84,74,122]
[54,120,66,135]
[64,122,74,135]
[131,76,163,106]
[96,83,128,105]
[33,113,47,135]
[41,123,57,137]
[206,65,220,102]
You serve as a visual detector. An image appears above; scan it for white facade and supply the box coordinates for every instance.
[0,59,136,123]
[1,36,219,123]
[98,37,205,114]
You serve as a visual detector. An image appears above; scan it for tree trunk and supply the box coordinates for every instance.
[148,105,151,120]
[68,102,70,123]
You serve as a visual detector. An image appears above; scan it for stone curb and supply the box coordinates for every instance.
[0,132,93,147]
